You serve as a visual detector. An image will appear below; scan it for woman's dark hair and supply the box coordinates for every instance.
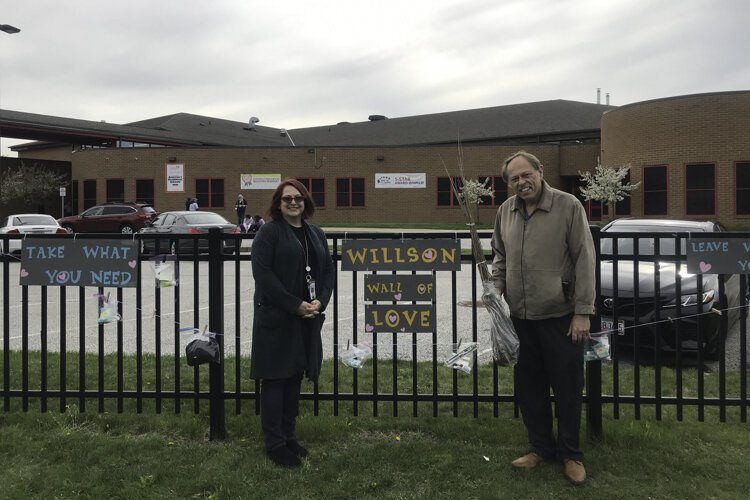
[267,178,315,221]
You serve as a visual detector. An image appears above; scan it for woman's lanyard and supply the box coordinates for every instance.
[294,226,316,300]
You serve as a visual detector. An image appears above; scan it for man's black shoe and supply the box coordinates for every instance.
[267,446,301,468]
[286,440,308,459]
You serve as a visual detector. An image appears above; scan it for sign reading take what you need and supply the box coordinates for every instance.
[686,237,750,274]
[19,239,139,287]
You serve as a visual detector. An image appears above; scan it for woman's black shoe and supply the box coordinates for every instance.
[267,446,301,467]
[286,440,308,459]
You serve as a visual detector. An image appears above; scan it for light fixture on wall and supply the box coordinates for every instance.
[168,156,177,162]
[376,155,385,162]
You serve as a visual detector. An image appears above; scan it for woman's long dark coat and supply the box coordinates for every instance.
[249,219,334,382]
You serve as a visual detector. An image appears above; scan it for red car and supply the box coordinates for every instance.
[58,202,157,234]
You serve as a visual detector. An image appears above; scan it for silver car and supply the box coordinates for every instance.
[139,210,240,255]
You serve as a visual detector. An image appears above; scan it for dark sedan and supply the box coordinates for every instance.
[139,211,240,255]
[599,218,745,359]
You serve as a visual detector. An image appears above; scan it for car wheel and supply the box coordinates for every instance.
[120,224,135,234]
[62,224,75,234]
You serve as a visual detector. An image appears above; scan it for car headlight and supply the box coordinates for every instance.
[667,289,715,307]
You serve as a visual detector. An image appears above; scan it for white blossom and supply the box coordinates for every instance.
[579,163,640,206]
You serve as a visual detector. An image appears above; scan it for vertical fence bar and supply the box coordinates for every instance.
[611,234,620,420]
[175,255,182,415]
[117,284,124,414]
[352,271,359,417]
[21,285,28,411]
[633,236,641,420]
[451,267,458,417]
[78,286,86,412]
[155,276,162,414]
[674,235,683,422]
[470,254,479,418]
[740,274,747,423]
[718,275,727,423]
[234,249,241,415]
[332,236,340,417]
[59,287,67,413]
[2,253,9,412]
[208,229,226,440]
[192,252,200,414]
[97,286,105,414]
[136,251,143,414]
[432,269,437,418]
[653,238,662,421]
[587,226,602,439]
[41,286,48,412]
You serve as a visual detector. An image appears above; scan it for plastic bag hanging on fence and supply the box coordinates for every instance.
[149,254,178,288]
[445,341,478,373]
[340,341,373,369]
[94,293,121,324]
[184,326,221,366]
[584,333,611,361]
[481,282,519,366]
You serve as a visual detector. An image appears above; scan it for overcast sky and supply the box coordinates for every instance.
[1,0,748,156]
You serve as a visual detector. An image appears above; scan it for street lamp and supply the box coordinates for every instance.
[0,24,21,34]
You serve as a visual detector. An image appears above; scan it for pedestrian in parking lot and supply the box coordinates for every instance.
[188,198,199,211]
[235,194,247,226]
[249,178,334,468]
[491,151,596,485]
[185,197,192,211]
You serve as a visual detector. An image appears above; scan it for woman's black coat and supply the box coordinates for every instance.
[249,219,334,381]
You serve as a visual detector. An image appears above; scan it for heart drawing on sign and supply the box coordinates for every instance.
[128,260,138,269]
[394,293,402,300]
[365,323,374,332]
[699,261,712,273]
[20,269,29,278]
[388,314,398,323]
[424,250,434,259]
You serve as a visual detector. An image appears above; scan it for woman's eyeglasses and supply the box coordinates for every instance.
[281,195,305,204]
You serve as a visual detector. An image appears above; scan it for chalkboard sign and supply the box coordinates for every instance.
[364,304,435,333]
[341,239,460,271]
[19,239,139,287]
[364,274,436,302]
[686,237,750,274]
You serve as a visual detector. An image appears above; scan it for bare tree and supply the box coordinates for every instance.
[579,161,640,221]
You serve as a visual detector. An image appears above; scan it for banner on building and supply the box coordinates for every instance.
[165,163,184,192]
[374,173,426,188]
[241,173,282,189]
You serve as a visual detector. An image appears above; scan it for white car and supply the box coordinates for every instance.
[0,214,67,255]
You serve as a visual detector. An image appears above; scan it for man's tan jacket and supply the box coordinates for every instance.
[491,181,596,320]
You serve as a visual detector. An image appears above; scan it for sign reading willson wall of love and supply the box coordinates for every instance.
[19,239,139,287]
[343,239,459,334]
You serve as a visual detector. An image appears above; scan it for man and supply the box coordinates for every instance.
[235,194,248,226]
[188,198,199,211]
[491,151,595,485]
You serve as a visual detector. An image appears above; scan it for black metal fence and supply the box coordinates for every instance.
[1,228,747,440]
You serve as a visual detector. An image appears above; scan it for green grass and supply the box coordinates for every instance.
[1,351,749,498]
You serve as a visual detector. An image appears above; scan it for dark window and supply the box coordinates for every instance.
[297,177,325,207]
[196,178,225,208]
[478,176,505,207]
[437,176,463,207]
[106,179,125,203]
[737,163,750,215]
[685,163,714,215]
[135,179,155,206]
[83,180,97,210]
[71,180,79,215]
[643,166,667,216]
[336,177,365,207]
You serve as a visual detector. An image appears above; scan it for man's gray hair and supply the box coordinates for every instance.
[501,151,543,182]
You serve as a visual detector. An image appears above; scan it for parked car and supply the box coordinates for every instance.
[0,214,68,255]
[57,202,157,234]
[599,218,745,359]
[139,211,240,255]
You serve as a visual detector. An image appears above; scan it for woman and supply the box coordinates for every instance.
[250,179,334,468]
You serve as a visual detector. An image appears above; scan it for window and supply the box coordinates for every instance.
[83,180,97,210]
[70,180,79,215]
[437,176,463,207]
[478,176,505,207]
[336,177,365,207]
[643,166,667,216]
[685,163,715,215]
[736,162,750,215]
[196,178,225,208]
[297,177,325,207]
[135,179,155,206]
[106,179,125,203]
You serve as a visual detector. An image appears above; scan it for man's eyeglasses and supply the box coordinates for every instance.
[281,195,305,204]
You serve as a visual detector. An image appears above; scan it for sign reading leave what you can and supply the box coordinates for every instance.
[19,239,139,287]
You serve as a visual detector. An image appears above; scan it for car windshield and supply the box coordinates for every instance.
[12,215,58,226]
[183,213,229,224]
[600,224,701,256]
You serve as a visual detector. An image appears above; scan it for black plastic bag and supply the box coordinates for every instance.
[185,335,221,366]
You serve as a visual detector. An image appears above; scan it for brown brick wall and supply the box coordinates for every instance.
[601,91,750,226]
[58,144,569,225]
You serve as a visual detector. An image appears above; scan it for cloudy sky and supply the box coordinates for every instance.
[1,0,748,155]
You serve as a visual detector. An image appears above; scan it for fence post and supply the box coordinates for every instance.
[587,224,603,440]
[208,228,227,440]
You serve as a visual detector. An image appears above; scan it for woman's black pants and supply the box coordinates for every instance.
[260,373,303,451]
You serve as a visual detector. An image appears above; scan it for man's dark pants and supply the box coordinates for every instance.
[512,314,585,461]
[260,373,303,451]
